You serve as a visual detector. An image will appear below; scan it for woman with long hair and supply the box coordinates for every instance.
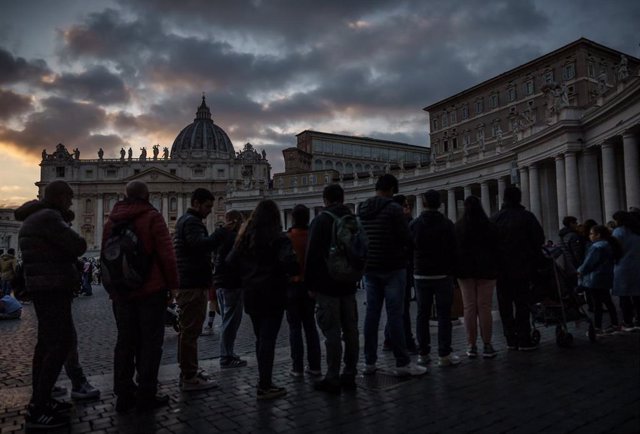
[612,211,640,331]
[454,196,501,358]
[227,200,299,399]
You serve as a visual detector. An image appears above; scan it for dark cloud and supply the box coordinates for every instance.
[45,66,130,104]
[0,90,33,120]
[0,47,50,84]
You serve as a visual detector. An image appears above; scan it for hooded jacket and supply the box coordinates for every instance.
[102,199,178,300]
[577,239,614,289]
[0,253,17,281]
[358,196,411,272]
[14,200,87,294]
[410,210,456,276]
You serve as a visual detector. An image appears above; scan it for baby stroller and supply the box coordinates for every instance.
[529,246,596,347]
[165,302,180,333]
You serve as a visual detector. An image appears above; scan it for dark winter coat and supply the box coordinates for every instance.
[491,203,545,280]
[103,199,178,300]
[358,196,411,272]
[558,227,587,273]
[410,210,456,276]
[577,240,614,289]
[454,219,500,279]
[174,210,223,289]
[226,233,298,316]
[305,204,358,296]
[212,226,241,290]
[14,200,87,295]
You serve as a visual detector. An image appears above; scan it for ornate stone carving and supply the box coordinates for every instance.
[617,55,629,82]
[98,148,104,160]
[152,145,159,160]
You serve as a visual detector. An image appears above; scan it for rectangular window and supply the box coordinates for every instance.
[450,111,457,124]
[441,113,448,128]
[433,119,439,131]
[85,170,93,178]
[106,168,117,177]
[588,62,595,78]
[563,63,576,80]
[170,169,177,175]
[462,105,469,120]
[134,169,140,175]
[302,176,307,186]
[452,137,458,149]
[508,87,517,102]
[56,167,65,177]
[525,80,534,95]
[544,70,554,83]
[194,168,205,177]
[475,98,484,114]
[492,123,500,136]
[490,94,498,109]
[217,169,224,178]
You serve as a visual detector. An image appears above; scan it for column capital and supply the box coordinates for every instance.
[518,166,528,173]
[554,154,565,161]
[622,130,637,140]
[601,140,616,150]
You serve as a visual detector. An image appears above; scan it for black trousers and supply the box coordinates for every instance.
[587,287,619,329]
[496,277,532,346]
[31,293,74,407]
[249,311,284,389]
[620,296,640,325]
[112,291,166,401]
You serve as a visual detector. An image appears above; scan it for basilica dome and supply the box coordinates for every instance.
[170,97,235,159]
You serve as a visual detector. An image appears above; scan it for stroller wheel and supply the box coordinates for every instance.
[531,329,541,345]
[587,324,597,343]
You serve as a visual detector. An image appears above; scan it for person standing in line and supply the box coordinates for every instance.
[454,196,500,359]
[0,248,17,296]
[358,174,426,377]
[611,211,640,331]
[213,210,247,369]
[15,181,87,429]
[577,225,621,335]
[103,181,179,413]
[285,204,322,379]
[491,186,545,351]
[558,216,587,288]
[174,188,222,391]
[410,190,460,367]
[227,200,299,400]
[306,184,361,393]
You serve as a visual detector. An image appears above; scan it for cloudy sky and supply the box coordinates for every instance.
[0,0,638,206]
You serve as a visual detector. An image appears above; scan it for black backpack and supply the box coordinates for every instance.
[101,220,152,294]
[322,211,368,283]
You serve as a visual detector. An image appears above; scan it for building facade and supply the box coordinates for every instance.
[0,209,20,253]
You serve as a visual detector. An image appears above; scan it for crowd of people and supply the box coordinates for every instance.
[10,176,640,429]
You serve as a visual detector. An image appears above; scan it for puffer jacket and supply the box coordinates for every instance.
[577,240,614,289]
[0,254,17,281]
[410,210,456,276]
[454,219,500,279]
[174,210,223,289]
[212,226,241,290]
[559,227,587,273]
[102,199,178,300]
[358,196,411,272]
[14,200,87,295]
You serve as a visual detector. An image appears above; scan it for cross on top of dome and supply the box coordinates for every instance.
[196,93,212,121]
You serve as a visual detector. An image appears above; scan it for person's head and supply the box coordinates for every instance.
[393,194,411,217]
[589,225,610,242]
[235,199,282,252]
[503,186,522,205]
[224,210,243,231]
[461,195,489,222]
[291,204,310,228]
[423,189,441,210]
[43,180,74,211]
[375,174,399,198]
[562,216,578,229]
[613,210,640,235]
[323,184,344,206]
[7,248,15,256]
[582,219,598,235]
[189,188,215,219]
[125,181,149,201]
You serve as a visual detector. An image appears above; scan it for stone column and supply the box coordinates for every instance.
[565,151,581,221]
[601,141,619,221]
[497,177,506,210]
[582,147,602,221]
[463,185,472,199]
[415,195,423,216]
[280,209,286,229]
[529,164,541,221]
[96,194,104,247]
[480,182,491,215]
[162,195,169,224]
[177,194,184,217]
[447,189,456,221]
[555,154,567,226]
[623,132,640,208]
[519,167,530,210]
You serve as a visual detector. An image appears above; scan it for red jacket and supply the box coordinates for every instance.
[102,199,179,301]
[287,227,308,283]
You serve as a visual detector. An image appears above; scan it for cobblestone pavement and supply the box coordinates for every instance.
[1,286,639,433]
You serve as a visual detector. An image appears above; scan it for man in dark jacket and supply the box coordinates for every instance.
[306,184,359,393]
[491,186,545,351]
[103,181,179,412]
[174,188,222,391]
[358,174,426,377]
[15,180,87,429]
[213,210,247,369]
[410,190,460,367]
[559,215,587,281]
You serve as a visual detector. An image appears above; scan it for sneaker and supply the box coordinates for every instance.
[220,357,247,369]
[257,385,287,400]
[483,344,497,358]
[602,325,620,335]
[395,363,428,377]
[313,378,341,394]
[26,404,70,429]
[305,367,322,377]
[506,336,518,351]
[136,394,170,412]
[466,345,478,359]
[181,371,219,392]
[201,325,214,335]
[518,342,538,352]
[289,369,303,378]
[417,354,431,366]
[46,399,73,414]
[363,364,377,375]
[339,374,357,391]
[51,385,67,398]
[71,382,100,400]
[621,323,636,332]
[438,354,461,367]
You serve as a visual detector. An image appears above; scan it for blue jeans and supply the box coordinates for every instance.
[217,287,244,362]
[1,280,12,296]
[415,277,454,357]
[363,269,410,367]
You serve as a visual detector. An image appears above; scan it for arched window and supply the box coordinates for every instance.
[314,159,323,170]
[85,199,92,213]
[345,162,353,173]
[170,197,177,212]
[325,160,334,169]
[355,163,363,172]
[335,162,344,173]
